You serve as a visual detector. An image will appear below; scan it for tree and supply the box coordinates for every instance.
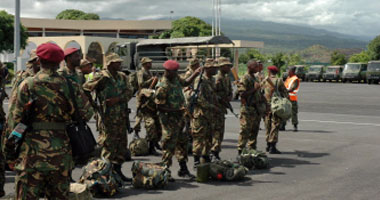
[246,48,267,62]
[349,50,371,63]
[330,51,347,65]
[367,35,380,60]
[239,54,249,64]
[0,10,28,52]
[56,9,99,20]
[271,53,286,69]
[159,16,212,39]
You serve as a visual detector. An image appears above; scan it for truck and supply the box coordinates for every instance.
[305,65,325,82]
[342,63,367,83]
[367,61,380,84]
[323,65,344,82]
[282,65,306,81]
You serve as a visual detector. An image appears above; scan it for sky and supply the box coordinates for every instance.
[1,0,379,38]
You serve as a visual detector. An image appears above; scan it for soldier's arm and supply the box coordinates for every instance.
[82,73,105,93]
[9,80,30,129]
[72,81,94,122]
[137,71,154,89]
[123,74,134,102]
[181,67,202,87]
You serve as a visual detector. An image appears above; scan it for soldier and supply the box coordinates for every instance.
[211,57,233,161]
[284,66,300,131]
[192,60,219,166]
[58,47,84,85]
[264,66,289,154]
[11,50,40,92]
[6,43,93,199]
[237,60,262,156]
[78,58,94,82]
[0,61,6,197]
[154,60,201,180]
[83,53,134,182]
[135,57,161,155]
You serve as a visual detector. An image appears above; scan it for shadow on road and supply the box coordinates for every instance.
[282,150,330,158]
[280,129,334,134]
[269,157,319,168]
[198,177,261,187]
[120,181,199,197]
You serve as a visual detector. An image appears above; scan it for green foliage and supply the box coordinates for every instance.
[271,53,286,70]
[56,9,100,20]
[239,54,249,64]
[159,16,212,39]
[285,54,304,66]
[367,35,380,60]
[330,51,347,65]
[0,10,28,52]
[349,50,371,63]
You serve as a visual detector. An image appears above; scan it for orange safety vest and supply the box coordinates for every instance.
[284,75,300,102]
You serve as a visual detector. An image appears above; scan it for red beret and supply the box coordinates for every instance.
[268,65,278,73]
[36,43,64,63]
[64,47,79,57]
[163,60,179,70]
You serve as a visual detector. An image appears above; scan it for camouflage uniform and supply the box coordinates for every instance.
[192,72,218,160]
[58,65,85,85]
[0,62,6,196]
[154,75,189,167]
[83,59,133,165]
[212,70,232,153]
[7,68,93,200]
[237,73,262,151]
[263,76,288,143]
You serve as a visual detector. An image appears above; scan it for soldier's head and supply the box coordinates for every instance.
[105,53,123,72]
[218,57,233,74]
[258,60,264,72]
[189,58,200,70]
[64,48,81,69]
[36,43,64,70]
[204,61,219,77]
[288,66,296,76]
[27,49,40,73]
[163,60,179,80]
[267,65,279,75]
[247,59,259,74]
[79,58,94,75]
[140,57,152,70]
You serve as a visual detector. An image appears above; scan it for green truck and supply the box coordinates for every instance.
[342,63,367,83]
[323,65,344,82]
[305,65,325,82]
[367,61,380,84]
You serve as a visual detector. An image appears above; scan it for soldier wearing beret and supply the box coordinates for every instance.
[58,47,85,85]
[5,43,93,199]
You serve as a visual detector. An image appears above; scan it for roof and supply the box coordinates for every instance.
[21,18,172,31]
[327,65,343,68]
[136,36,233,47]
[310,65,325,68]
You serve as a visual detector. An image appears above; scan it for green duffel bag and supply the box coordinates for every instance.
[129,138,149,156]
[69,183,94,200]
[239,148,269,169]
[209,160,248,181]
[131,161,170,189]
[271,95,292,121]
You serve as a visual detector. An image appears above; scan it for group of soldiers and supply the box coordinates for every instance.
[0,41,300,199]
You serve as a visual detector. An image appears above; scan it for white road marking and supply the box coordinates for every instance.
[300,119,380,127]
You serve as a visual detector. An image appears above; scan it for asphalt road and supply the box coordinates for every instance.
[2,82,380,200]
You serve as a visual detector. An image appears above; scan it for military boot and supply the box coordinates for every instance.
[154,141,162,151]
[202,155,211,163]
[266,142,270,152]
[210,151,221,162]
[193,156,200,170]
[293,124,298,132]
[148,141,159,156]
[178,161,195,180]
[236,150,242,162]
[113,164,132,182]
[268,143,282,154]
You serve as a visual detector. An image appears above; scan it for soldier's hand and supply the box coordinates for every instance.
[254,82,261,90]
[106,97,120,106]
[194,67,203,75]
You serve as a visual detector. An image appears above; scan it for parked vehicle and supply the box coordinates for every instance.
[342,63,367,83]
[282,65,306,81]
[367,61,380,84]
[323,65,344,82]
[305,65,325,82]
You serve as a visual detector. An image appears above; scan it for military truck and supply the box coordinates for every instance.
[305,65,325,82]
[342,63,367,83]
[113,36,233,73]
[367,61,380,84]
[282,65,306,81]
[323,65,344,82]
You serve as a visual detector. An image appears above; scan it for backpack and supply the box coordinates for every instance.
[79,159,122,198]
[131,161,170,189]
[69,183,94,200]
[239,148,269,169]
[208,160,248,181]
[129,138,149,156]
[271,80,292,121]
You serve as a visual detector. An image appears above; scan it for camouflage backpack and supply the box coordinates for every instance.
[79,158,122,198]
[129,138,149,156]
[131,161,170,189]
[239,148,269,169]
[271,80,292,121]
[69,183,94,200]
[209,160,248,181]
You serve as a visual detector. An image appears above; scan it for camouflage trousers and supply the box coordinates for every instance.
[238,112,260,151]
[192,116,213,157]
[16,169,70,200]
[291,101,298,125]
[0,149,4,193]
[158,112,188,167]
[98,122,128,164]
[211,114,225,153]
[142,111,162,143]
[265,113,281,143]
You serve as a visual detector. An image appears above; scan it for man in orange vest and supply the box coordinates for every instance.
[284,66,300,131]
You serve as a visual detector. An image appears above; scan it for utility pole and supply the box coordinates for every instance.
[211,0,221,58]
[14,0,21,72]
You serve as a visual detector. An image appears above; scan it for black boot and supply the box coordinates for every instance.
[193,156,200,170]
[279,122,286,131]
[149,142,159,156]
[269,143,282,154]
[178,161,195,180]
[266,142,270,152]
[236,150,242,162]
[210,151,221,162]
[293,124,298,132]
[202,155,211,163]
[114,164,132,182]
[154,142,162,151]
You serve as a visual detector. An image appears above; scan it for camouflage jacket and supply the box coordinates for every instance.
[83,69,133,124]
[215,71,233,113]
[137,68,154,90]
[192,74,218,118]
[154,75,186,113]
[181,67,196,102]
[263,75,289,103]
[8,68,93,171]
[58,65,85,85]
[238,73,262,114]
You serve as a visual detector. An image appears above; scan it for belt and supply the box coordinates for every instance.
[32,122,67,130]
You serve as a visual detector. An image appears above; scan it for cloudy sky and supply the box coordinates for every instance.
[1,0,379,38]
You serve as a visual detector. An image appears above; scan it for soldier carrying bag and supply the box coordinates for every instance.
[65,79,97,163]
[271,80,292,121]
